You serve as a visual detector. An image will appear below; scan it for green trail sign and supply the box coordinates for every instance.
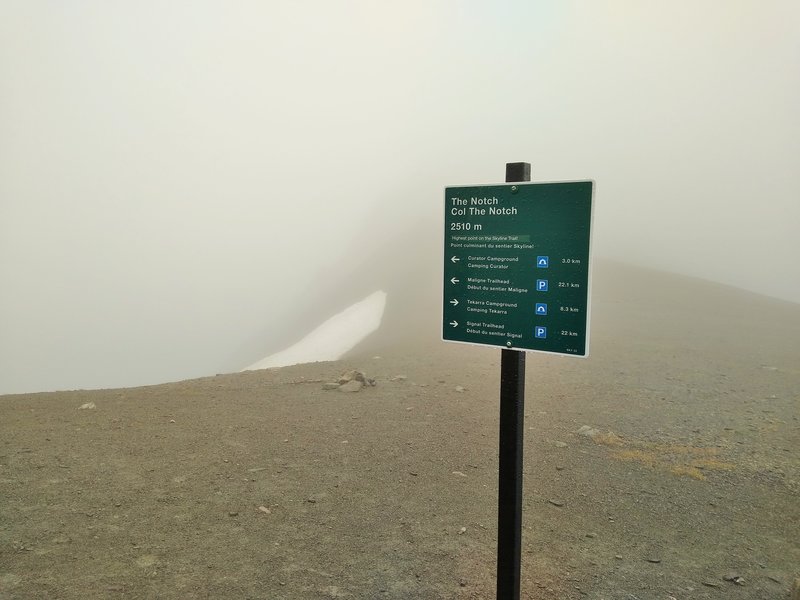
[442,181,594,357]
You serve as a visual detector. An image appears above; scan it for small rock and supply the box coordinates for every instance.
[585,533,596,538]
[78,402,96,410]
[702,581,720,588]
[338,370,376,386]
[548,499,565,507]
[169,419,176,423]
[553,441,568,448]
[614,555,623,560]
[390,375,407,381]
[338,380,364,393]
[723,574,745,586]
[322,383,340,390]
[228,511,238,517]
[646,558,661,564]
[452,471,467,477]
[459,578,467,587]
[257,506,271,514]
[458,527,467,535]
[577,425,599,437]
[306,498,317,504]
[555,466,565,471]
[454,386,465,392]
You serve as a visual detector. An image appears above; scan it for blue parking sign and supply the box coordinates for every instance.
[536,279,548,292]
[535,326,547,339]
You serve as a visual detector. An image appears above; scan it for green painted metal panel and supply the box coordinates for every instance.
[442,181,594,357]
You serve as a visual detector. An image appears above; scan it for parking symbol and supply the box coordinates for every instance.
[535,303,547,315]
[537,256,549,268]
[535,326,547,339]
[536,279,548,292]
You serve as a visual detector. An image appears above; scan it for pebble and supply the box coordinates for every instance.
[548,499,565,507]
[322,383,340,390]
[228,511,238,517]
[258,506,271,514]
[78,402,96,410]
[646,558,661,564]
[458,527,467,535]
[455,386,465,393]
[577,425,600,437]
[553,441,568,448]
[339,380,364,393]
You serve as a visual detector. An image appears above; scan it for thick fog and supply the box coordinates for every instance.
[1,2,798,395]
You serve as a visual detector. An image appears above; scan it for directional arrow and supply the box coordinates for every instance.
[449,320,459,328]
[450,277,459,285]
[450,256,460,263]
[449,299,459,306]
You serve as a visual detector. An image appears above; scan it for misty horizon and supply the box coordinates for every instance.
[2,2,798,395]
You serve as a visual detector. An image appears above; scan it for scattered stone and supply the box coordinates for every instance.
[338,370,376,386]
[257,506,271,514]
[169,419,176,423]
[454,386,465,392]
[247,467,268,473]
[390,375,407,381]
[307,498,317,504]
[577,425,599,437]
[228,511,238,517]
[338,380,364,393]
[702,581,720,588]
[322,383,340,390]
[646,558,661,564]
[614,555,623,560]
[458,527,467,535]
[555,466,565,471]
[452,471,467,477]
[548,499,565,507]
[553,441,568,448]
[459,578,467,587]
[585,533,596,538]
[78,402,96,410]
[723,573,745,586]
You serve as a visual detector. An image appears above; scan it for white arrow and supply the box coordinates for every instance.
[450,277,459,284]
[450,320,458,328]
[450,256,460,263]
[449,299,459,306]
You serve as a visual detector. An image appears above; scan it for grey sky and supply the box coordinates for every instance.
[1,1,798,394]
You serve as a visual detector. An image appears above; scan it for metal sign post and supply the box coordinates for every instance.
[441,163,594,599]
[497,162,529,600]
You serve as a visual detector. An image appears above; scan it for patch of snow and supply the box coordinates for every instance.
[242,290,387,371]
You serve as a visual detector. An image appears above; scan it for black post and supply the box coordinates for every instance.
[497,162,530,600]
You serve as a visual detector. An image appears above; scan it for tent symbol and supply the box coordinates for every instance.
[535,303,547,315]
[537,256,549,268]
